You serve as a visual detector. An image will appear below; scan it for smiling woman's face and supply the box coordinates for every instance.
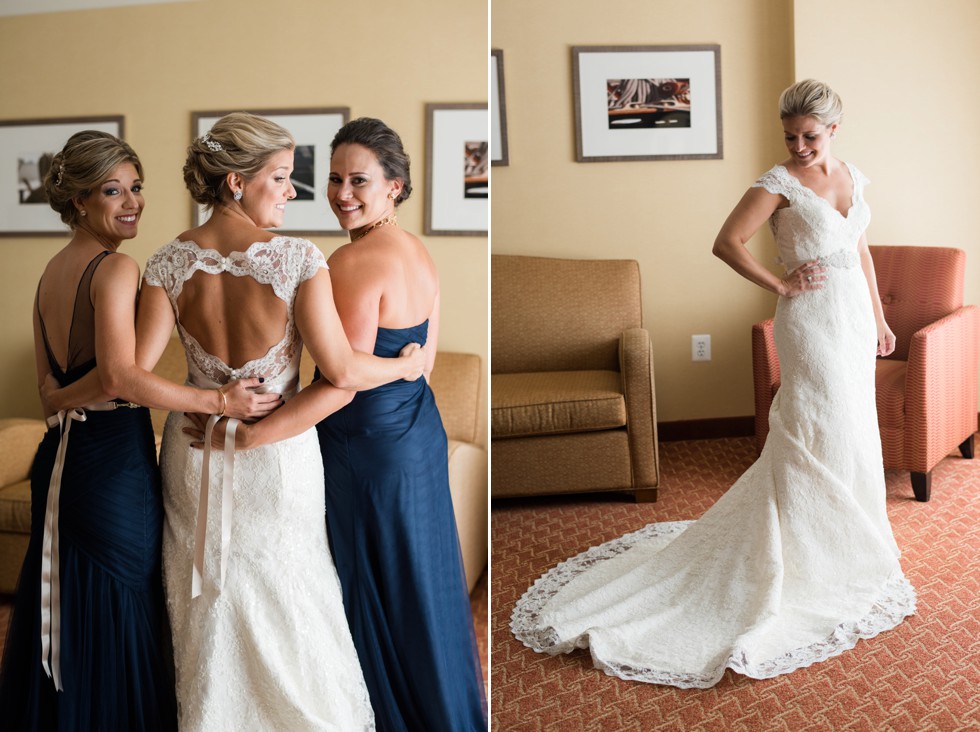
[782,116,837,169]
[327,143,400,237]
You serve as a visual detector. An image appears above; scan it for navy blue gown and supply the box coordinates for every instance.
[316,322,486,731]
[0,251,177,731]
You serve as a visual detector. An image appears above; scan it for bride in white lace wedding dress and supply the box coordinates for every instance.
[511,81,916,689]
[138,113,423,729]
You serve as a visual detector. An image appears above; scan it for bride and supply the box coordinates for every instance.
[511,79,916,688]
[137,112,424,728]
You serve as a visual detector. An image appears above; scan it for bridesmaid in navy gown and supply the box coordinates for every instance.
[0,132,272,731]
[315,118,486,731]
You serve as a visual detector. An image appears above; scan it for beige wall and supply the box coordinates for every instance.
[493,0,980,422]
[491,0,795,422]
[794,0,980,375]
[0,0,488,419]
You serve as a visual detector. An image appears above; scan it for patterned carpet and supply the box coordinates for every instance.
[491,435,980,731]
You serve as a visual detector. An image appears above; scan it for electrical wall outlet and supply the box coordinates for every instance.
[692,334,711,361]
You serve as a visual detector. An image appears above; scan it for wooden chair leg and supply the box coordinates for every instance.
[959,434,975,459]
[911,471,931,502]
[634,488,658,503]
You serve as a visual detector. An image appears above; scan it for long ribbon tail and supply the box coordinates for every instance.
[219,418,239,591]
[40,408,85,692]
[192,414,220,599]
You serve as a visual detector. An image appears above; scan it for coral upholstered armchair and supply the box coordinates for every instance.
[491,254,660,502]
[753,245,979,502]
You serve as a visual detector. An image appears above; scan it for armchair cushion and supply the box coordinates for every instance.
[492,370,626,438]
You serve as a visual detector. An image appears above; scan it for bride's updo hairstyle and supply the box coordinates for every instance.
[44,130,143,229]
[330,117,412,205]
[184,111,294,210]
[778,79,843,127]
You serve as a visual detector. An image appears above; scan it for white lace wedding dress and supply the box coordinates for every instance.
[511,163,916,689]
[144,237,374,729]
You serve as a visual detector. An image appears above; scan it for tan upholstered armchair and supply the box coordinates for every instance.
[491,254,659,502]
[753,245,979,502]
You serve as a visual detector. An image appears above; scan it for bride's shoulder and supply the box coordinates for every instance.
[840,160,870,186]
[751,163,791,195]
[265,236,327,277]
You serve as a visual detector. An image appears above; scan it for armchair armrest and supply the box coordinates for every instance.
[904,304,980,470]
[429,352,483,447]
[0,418,47,488]
[619,327,659,488]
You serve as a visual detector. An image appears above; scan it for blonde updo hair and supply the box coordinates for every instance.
[44,130,143,229]
[183,111,294,210]
[779,79,843,127]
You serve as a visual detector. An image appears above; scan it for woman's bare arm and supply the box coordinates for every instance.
[857,233,895,356]
[46,256,277,419]
[294,267,423,389]
[713,186,825,297]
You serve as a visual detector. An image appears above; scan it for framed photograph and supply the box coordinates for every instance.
[0,115,124,236]
[192,107,349,235]
[572,44,722,162]
[424,103,488,236]
[491,49,509,166]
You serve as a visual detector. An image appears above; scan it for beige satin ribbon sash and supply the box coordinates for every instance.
[41,400,140,692]
[191,415,240,599]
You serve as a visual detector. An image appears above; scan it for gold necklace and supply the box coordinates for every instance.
[350,213,398,242]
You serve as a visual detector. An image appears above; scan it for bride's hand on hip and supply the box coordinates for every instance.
[781,260,827,297]
[399,343,426,381]
[221,378,282,420]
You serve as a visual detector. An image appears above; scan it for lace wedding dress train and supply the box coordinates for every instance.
[145,237,374,729]
[511,163,916,689]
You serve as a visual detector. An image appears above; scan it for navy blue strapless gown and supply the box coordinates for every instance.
[316,322,486,731]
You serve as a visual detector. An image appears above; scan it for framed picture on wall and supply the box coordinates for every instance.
[0,115,124,237]
[191,107,349,235]
[491,49,509,166]
[424,103,489,236]
[572,44,723,162]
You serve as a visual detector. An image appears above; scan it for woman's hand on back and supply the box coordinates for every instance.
[399,343,426,381]
[219,378,282,420]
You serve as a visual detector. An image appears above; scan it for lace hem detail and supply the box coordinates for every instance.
[511,521,916,689]
[510,522,689,654]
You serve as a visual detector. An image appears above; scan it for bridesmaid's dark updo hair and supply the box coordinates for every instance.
[330,117,412,205]
[44,130,143,229]
[184,111,295,210]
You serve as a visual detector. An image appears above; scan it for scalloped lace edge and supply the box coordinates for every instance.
[510,521,916,689]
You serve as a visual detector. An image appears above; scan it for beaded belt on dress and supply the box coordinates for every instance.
[41,399,141,691]
[779,247,860,272]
